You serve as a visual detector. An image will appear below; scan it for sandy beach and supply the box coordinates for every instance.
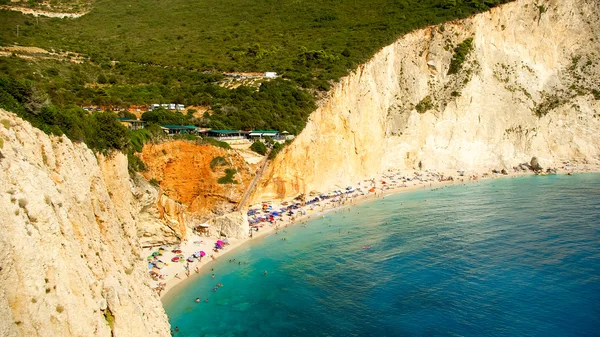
[157,162,600,300]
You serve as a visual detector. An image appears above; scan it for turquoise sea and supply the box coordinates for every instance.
[164,174,600,337]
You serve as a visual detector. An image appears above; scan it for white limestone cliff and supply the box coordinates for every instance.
[256,0,600,200]
[0,109,172,336]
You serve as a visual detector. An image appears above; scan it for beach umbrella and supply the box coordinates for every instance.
[171,256,180,262]
[222,238,229,244]
[187,256,195,262]
[151,251,160,257]
[199,251,206,257]
[148,262,154,269]
[216,240,224,245]
[155,261,165,269]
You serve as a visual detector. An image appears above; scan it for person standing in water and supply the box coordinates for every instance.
[263,270,268,276]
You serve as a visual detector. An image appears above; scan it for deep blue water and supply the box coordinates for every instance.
[164,174,600,337]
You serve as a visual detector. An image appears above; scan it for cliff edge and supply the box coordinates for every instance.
[0,109,171,336]
[256,0,600,200]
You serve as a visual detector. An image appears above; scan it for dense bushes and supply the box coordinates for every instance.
[1,57,316,134]
[0,76,129,153]
[141,108,193,126]
[0,0,512,92]
[249,141,268,155]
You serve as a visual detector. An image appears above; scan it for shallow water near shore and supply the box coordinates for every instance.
[163,174,600,337]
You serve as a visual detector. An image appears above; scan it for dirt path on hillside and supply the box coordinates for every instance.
[0,5,87,18]
[0,46,85,63]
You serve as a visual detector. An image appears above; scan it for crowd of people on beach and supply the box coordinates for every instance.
[157,163,590,304]
[245,169,462,231]
[147,240,231,295]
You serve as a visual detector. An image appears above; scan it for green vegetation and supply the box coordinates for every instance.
[201,137,231,150]
[0,76,130,153]
[210,156,228,171]
[104,309,115,331]
[416,95,433,113]
[149,178,160,187]
[534,94,561,118]
[0,0,514,162]
[0,0,512,87]
[250,141,268,156]
[0,1,512,130]
[448,37,474,75]
[269,142,286,160]
[217,168,238,184]
[127,151,147,173]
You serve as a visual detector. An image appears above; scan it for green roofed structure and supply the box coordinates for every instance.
[207,130,247,140]
[249,130,280,139]
[161,125,198,135]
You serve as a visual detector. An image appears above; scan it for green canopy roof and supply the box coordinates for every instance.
[161,125,197,129]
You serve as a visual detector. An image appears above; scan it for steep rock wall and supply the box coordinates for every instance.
[256,0,600,200]
[97,153,187,247]
[141,141,257,218]
[0,110,171,336]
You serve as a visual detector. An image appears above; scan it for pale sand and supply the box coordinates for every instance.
[159,163,600,301]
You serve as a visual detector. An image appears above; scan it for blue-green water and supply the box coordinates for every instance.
[164,174,600,337]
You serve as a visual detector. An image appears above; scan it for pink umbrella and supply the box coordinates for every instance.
[216,240,224,245]
[199,251,206,257]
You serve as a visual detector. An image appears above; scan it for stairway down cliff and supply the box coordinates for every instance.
[0,109,171,336]
[255,0,600,200]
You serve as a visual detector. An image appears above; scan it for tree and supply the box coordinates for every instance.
[250,140,267,155]
[86,112,129,152]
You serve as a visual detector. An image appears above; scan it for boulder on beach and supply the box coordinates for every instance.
[530,157,543,172]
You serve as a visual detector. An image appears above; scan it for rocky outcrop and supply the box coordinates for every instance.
[207,211,249,239]
[256,0,600,200]
[141,141,257,218]
[0,109,170,336]
[132,176,187,247]
[97,152,187,247]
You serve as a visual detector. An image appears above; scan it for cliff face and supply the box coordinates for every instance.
[0,109,171,336]
[257,0,600,200]
[141,141,257,219]
[97,153,187,247]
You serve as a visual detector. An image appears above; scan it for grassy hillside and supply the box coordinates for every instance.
[0,0,513,156]
[1,0,512,89]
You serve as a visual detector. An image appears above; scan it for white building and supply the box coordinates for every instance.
[264,72,277,79]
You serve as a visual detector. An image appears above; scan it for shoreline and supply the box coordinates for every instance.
[158,164,600,302]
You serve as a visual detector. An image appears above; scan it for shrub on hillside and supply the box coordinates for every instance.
[217,168,238,184]
[210,156,228,171]
[250,141,267,155]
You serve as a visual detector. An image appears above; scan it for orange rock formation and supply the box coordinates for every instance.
[141,141,256,218]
